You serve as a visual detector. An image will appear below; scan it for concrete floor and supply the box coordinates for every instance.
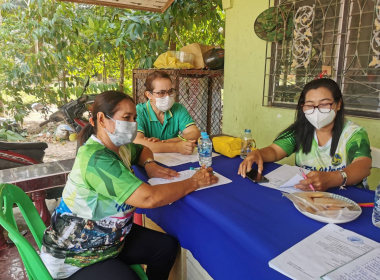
[0,199,60,280]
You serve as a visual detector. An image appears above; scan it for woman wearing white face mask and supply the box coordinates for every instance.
[40,91,218,280]
[238,79,372,191]
[134,71,201,155]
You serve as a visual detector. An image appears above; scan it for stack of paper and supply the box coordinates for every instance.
[321,247,380,280]
[153,149,220,167]
[260,164,310,193]
[148,169,232,191]
[269,224,380,280]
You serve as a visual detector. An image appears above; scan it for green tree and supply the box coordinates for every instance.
[0,0,225,123]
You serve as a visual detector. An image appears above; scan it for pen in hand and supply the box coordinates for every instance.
[178,135,187,142]
[299,168,315,192]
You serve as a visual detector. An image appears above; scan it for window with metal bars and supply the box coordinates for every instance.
[263,0,380,118]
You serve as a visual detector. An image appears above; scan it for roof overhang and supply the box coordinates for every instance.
[57,0,175,13]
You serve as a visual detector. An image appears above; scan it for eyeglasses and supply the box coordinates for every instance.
[302,103,335,115]
[149,88,176,98]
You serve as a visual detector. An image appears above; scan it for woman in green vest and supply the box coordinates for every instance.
[134,71,201,155]
[238,78,372,191]
[40,91,218,279]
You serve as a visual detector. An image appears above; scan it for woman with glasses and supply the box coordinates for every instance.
[238,78,372,191]
[134,71,201,155]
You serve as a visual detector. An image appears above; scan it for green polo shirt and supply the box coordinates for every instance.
[136,100,196,140]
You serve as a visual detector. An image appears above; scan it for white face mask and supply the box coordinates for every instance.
[104,115,137,146]
[151,94,175,112]
[305,109,336,130]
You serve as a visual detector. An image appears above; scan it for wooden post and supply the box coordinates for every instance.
[0,226,7,250]
[103,54,107,84]
[174,71,180,103]
[170,41,176,51]
[119,52,125,92]
[32,191,51,226]
[62,70,68,103]
[206,77,213,135]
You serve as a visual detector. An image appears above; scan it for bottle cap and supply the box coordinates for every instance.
[203,135,209,139]
[245,129,251,133]
[201,132,208,136]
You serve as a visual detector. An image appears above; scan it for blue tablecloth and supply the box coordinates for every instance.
[134,155,379,280]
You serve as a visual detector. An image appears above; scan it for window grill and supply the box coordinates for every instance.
[133,69,224,136]
[263,0,380,118]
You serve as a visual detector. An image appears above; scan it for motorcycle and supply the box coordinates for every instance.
[39,77,96,134]
[0,115,49,250]
[0,78,98,249]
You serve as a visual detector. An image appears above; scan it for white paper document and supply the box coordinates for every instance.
[321,247,380,280]
[153,149,220,167]
[269,224,380,280]
[148,169,232,191]
[260,164,310,193]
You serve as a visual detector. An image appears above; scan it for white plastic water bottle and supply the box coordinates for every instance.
[198,132,208,146]
[372,183,380,227]
[240,129,253,159]
[197,132,208,161]
[199,135,212,167]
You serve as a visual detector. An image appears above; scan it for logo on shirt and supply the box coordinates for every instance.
[331,153,342,166]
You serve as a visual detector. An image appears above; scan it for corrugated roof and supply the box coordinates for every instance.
[58,0,175,13]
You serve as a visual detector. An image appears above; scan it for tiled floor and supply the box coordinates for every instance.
[0,199,60,280]
[0,229,37,280]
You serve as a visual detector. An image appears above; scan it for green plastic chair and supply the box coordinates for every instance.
[0,183,148,280]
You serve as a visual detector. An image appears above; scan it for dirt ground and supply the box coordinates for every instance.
[23,110,77,161]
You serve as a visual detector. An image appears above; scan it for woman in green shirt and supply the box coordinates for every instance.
[238,78,372,191]
[41,91,218,279]
[134,71,201,155]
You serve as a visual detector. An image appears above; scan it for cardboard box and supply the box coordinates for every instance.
[180,43,215,69]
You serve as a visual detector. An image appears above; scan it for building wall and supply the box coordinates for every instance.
[223,0,380,189]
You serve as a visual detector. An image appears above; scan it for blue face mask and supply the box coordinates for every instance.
[104,115,137,146]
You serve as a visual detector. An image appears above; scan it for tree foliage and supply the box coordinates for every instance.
[0,0,225,122]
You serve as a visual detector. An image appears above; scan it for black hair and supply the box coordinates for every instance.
[77,91,135,147]
[275,78,345,157]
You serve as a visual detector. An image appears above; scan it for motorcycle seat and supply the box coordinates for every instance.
[0,141,48,150]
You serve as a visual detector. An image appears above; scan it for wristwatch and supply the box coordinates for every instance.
[143,158,155,167]
[339,170,347,187]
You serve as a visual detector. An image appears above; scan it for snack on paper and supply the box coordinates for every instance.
[283,192,360,221]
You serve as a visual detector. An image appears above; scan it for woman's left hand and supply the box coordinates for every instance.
[145,162,180,179]
[295,171,342,192]
[144,137,161,142]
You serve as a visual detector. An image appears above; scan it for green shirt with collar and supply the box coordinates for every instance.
[136,100,196,140]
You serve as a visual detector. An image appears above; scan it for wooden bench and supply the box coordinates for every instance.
[0,159,74,249]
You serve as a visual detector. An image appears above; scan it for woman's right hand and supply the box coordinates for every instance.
[175,140,196,155]
[191,166,219,189]
[238,150,264,178]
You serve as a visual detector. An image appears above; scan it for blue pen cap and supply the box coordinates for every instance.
[190,167,195,170]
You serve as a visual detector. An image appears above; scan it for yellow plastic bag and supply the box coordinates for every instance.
[154,51,194,69]
[212,136,256,158]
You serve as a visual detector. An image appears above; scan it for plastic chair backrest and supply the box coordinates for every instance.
[130,264,149,280]
[0,184,148,280]
[0,183,52,280]
[372,147,380,169]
